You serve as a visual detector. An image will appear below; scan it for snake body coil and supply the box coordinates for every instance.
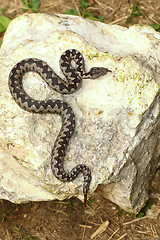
[8,49,111,206]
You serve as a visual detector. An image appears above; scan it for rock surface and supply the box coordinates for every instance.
[0,13,160,213]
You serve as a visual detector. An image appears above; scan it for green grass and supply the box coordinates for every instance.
[63,0,104,22]
[1,8,5,14]
[126,1,160,32]
[136,200,152,218]
[126,0,146,24]
[0,14,11,33]
[117,200,152,219]
[0,212,6,222]
[151,22,160,31]
[13,225,40,240]
[21,0,40,13]
[0,13,11,47]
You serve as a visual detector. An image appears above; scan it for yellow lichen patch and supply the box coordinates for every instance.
[88,145,96,151]
[113,55,159,115]
[98,110,104,115]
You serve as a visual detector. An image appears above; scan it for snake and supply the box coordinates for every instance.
[8,49,111,206]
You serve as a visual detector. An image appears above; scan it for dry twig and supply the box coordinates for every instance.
[108,228,120,240]
[117,233,127,240]
[123,216,148,225]
[91,220,109,239]
[81,200,103,240]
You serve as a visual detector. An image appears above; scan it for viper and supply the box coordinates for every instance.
[8,49,111,206]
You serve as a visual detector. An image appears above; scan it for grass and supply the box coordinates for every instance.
[0,212,6,223]
[136,200,152,218]
[152,22,160,31]
[13,225,40,240]
[126,0,146,24]
[63,0,104,21]
[0,14,11,33]
[125,0,160,31]
[118,200,152,219]
[0,213,39,239]
[21,0,40,13]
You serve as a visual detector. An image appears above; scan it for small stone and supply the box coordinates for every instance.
[146,204,160,219]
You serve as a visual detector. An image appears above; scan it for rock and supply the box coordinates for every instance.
[147,168,160,219]
[146,204,160,219]
[0,13,159,213]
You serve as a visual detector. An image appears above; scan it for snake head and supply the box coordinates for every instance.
[89,67,112,79]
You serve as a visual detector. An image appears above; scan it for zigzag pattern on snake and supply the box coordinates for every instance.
[8,49,111,206]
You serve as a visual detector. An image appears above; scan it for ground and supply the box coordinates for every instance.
[0,0,160,239]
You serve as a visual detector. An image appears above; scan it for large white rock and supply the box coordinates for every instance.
[0,13,159,213]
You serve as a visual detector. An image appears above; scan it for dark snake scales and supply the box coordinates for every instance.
[8,49,111,206]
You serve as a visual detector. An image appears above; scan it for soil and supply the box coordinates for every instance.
[0,0,160,239]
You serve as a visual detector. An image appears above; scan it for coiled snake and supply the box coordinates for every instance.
[8,49,111,206]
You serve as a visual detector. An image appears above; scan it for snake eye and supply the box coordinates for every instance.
[90,67,99,76]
